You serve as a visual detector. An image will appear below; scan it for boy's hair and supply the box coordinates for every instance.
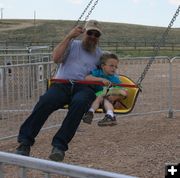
[100,52,119,65]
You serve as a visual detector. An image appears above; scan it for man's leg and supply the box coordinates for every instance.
[50,85,96,156]
[16,84,70,155]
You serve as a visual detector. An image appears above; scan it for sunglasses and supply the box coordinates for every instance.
[87,30,101,38]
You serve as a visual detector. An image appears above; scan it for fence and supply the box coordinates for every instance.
[100,41,180,51]
[0,151,137,178]
[1,41,180,55]
[1,54,180,141]
[0,53,58,140]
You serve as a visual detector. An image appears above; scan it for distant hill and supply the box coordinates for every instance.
[1,19,180,44]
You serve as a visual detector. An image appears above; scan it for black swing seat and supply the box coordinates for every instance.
[47,75,140,114]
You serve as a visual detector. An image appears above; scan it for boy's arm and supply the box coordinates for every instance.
[85,75,111,86]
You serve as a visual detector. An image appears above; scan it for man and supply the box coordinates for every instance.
[15,20,103,161]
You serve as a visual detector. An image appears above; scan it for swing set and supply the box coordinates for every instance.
[48,0,180,114]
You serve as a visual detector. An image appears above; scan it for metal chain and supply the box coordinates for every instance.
[136,5,180,86]
[75,0,99,26]
[52,0,100,77]
[83,0,99,22]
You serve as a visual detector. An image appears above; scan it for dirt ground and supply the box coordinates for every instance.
[1,113,180,178]
[0,58,180,177]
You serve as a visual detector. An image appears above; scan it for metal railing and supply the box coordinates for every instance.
[1,55,180,141]
[0,151,137,178]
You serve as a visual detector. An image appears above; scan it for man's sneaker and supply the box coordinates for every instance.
[49,147,65,162]
[98,114,117,127]
[15,143,30,156]
[82,111,94,124]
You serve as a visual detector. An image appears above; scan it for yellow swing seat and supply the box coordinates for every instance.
[47,75,140,114]
[95,75,140,114]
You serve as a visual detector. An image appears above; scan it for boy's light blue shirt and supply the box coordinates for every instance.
[90,68,121,92]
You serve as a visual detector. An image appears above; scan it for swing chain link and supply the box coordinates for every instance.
[136,5,180,87]
[84,0,99,22]
[51,0,99,77]
[75,0,99,26]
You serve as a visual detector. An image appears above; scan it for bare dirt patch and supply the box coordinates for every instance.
[1,113,180,178]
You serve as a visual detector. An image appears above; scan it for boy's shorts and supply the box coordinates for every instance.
[96,86,128,97]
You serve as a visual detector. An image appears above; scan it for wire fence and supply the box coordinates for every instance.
[1,41,180,55]
[1,54,180,141]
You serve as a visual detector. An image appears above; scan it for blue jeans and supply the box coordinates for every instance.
[17,83,96,151]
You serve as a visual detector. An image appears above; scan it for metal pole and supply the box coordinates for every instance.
[0,163,4,178]
[34,10,36,26]
[0,8,4,19]
[167,57,174,118]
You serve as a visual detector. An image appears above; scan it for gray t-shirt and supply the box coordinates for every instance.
[55,40,102,80]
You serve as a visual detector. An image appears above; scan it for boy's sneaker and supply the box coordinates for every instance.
[98,114,117,127]
[49,147,65,162]
[82,111,94,124]
[15,143,31,156]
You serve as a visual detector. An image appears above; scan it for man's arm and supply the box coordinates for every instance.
[52,26,84,63]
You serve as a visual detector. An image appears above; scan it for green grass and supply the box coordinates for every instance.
[116,49,180,57]
[1,19,180,57]
[1,19,180,42]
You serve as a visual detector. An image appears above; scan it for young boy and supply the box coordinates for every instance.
[83,52,127,126]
